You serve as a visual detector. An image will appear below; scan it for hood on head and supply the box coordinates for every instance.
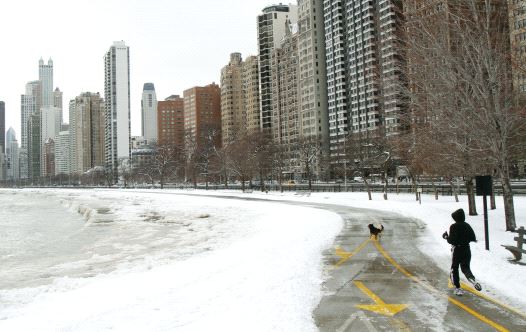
[451,209,465,223]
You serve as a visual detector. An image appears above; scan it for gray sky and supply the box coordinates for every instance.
[0,0,282,139]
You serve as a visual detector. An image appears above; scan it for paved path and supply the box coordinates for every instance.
[154,191,526,331]
[313,205,526,332]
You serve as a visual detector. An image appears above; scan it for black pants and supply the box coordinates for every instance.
[450,245,475,288]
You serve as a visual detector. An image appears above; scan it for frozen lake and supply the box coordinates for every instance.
[0,189,260,291]
[0,189,340,331]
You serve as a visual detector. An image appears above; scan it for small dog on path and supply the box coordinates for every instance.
[368,224,384,240]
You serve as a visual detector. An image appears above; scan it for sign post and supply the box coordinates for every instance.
[475,175,492,251]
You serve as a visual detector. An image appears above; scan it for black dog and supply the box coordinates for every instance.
[368,224,384,240]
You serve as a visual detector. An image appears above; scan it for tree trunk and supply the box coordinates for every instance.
[260,169,265,192]
[279,171,283,193]
[364,178,372,201]
[449,179,459,202]
[466,177,478,216]
[432,178,438,200]
[383,171,388,200]
[490,184,496,210]
[499,166,517,231]
[241,176,245,191]
[306,162,312,191]
[411,175,418,201]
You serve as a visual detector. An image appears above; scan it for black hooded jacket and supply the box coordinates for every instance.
[447,209,477,246]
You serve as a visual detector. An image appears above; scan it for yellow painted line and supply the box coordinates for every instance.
[373,240,509,332]
[460,282,526,320]
[334,238,371,267]
[354,281,409,317]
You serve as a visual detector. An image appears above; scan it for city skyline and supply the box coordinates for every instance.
[0,0,279,140]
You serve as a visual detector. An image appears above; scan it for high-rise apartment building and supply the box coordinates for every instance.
[183,83,221,149]
[271,24,299,146]
[0,101,4,180]
[54,130,70,175]
[19,148,28,179]
[43,138,55,177]
[27,113,40,179]
[21,81,40,149]
[298,0,328,139]
[324,0,406,161]
[39,58,53,108]
[243,56,261,133]
[220,53,261,145]
[54,87,63,128]
[6,127,19,181]
[221,53,247,145]
[271,24,301,178]
[40,105,60,176]
[0,101,5,153]
[104,41,131,181]
[141,83,158,143]
[258,4,298,130]
[70,92,105,173]
[508,0,526,93]
[158,95,185,148]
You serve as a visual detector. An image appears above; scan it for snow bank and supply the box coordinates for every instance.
[178,189,526,312]
[0,189,342,332]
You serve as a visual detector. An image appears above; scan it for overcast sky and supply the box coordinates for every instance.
[0,0,283,139]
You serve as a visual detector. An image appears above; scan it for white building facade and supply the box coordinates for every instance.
[104,41,131,181]
[6,127,19,181]
[257,4,298,130]
[55,130,70,175]
[141,83,157,143]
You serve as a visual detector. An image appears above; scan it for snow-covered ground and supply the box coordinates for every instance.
[0,188,524,331]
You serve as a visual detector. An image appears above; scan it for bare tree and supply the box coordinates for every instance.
[403,0,525,229]
[148,143,184,189]
[296,136,321,191]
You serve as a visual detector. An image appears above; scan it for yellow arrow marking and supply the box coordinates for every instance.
[354,281,408,317]
[334,238,370,267]
[372,239,510,332]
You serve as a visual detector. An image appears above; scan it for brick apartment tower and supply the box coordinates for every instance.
[157,95,185,149]
[183,83,221,150]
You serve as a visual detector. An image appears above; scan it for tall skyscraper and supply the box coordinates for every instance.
[158,95,185,148]
[0,101,4,180]
[0,101,5,153]
[54,87,63,129]
[271,24,299,146]
[21,80,40,149]
[243,55,261,133]
[221,53,246,144]
[40,105,60,176]
[54,130,70,175]
[70,92,105,173]
[39,58,53,108]
[104,41,131,181]
[297,0,328,150]
[6,127,19,180]
[43,138,55,177]
[508,0,526,94]
[183,83,221,149]
[19,148,28,180]
[324,0,406,161]
[257,4,298,130]
[270,23,301,178]
[141,83,158,143]
[27,113,40,179]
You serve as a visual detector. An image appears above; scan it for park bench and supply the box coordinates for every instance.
[242,189,253,193]
[501,226,526,261]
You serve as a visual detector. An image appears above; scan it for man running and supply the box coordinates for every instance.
[442,208,482,296]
